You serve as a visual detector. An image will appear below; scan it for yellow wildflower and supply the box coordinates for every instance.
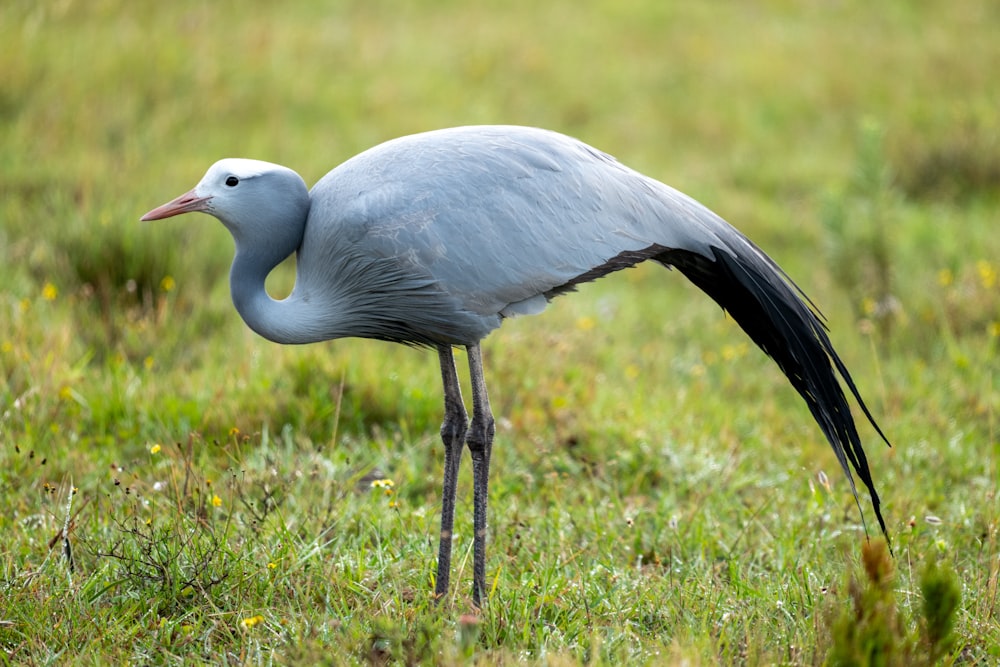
[575,315,596,331]
[241,615,265,629]
[160,275,176,292]
[977,260,997,289]
[370,478,395,489]
[150,444,162,454]
[211,494,222,507]
[42,282,58,301]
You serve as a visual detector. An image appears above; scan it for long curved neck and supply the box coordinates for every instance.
[229,243,336,345]
[229,246,299,344]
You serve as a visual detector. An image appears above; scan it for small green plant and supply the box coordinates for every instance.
[827,540,961,666]
[919,561,961,664]
[98,502,234,612]
[81,438,242,613]
[821,120,900,341]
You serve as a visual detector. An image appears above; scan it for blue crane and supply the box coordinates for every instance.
[142,125,889,606]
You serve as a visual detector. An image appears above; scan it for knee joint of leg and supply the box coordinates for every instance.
[466,415,495,453]
[440,413,468,444]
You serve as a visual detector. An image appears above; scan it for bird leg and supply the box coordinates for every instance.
[465,343,495,607]
[434,345,467,601]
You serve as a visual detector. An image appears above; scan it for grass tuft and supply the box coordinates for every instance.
[820,120,900,341]
[893,117,1000,202]
[826,540,963,666]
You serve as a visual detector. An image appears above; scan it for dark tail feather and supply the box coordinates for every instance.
[658,245,890,544]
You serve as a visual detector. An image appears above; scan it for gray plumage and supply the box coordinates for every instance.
[142,125,889,605]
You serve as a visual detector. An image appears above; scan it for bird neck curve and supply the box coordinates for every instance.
[225,197,331,346]
[228,244,301,345]
[231,242,341,345]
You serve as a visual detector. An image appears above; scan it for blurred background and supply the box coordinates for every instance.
[3,0,996,452]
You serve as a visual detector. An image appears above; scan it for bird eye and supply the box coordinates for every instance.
[225,176,239,187]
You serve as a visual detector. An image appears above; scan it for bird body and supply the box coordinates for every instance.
[195,126,772,346]
[142,125,889,605]
[302,126,753,341]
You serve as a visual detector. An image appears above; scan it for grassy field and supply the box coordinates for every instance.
[2,0,999,664]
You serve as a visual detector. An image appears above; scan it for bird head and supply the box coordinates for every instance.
[141,159,311,254]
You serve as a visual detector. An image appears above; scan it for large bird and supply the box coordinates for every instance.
[142,125,889,606]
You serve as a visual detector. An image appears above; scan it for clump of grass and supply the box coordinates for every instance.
[80,437,244,613]
[97,499,235,613]
[826,540,961,666]
[893,117,1000,202]
[366,615,453,665]
[919,561,961,662]
[56,214,179,357]
[931,259,1000,343]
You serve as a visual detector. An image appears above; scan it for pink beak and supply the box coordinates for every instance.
[140,189,212,221]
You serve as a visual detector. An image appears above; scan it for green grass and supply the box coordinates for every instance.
[2,0,999,664]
